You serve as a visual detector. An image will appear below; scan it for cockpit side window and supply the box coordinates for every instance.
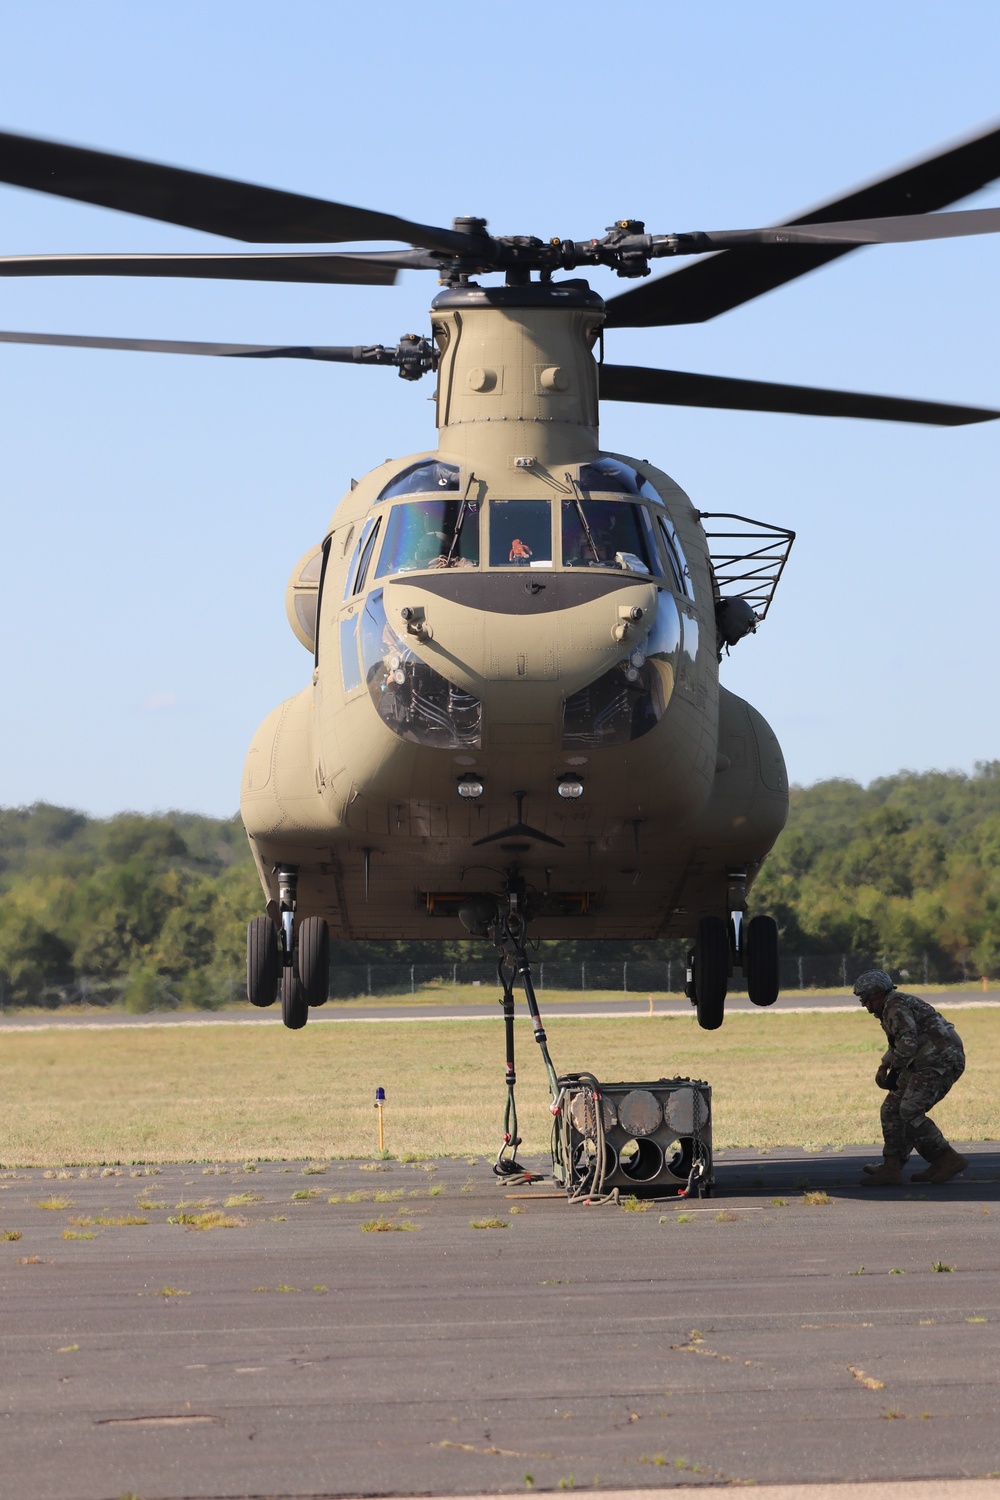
[655,514,695,600]
[343,516,382,599]
[488,500,553,568]
[376,460,460,502]
[561,498,656,575]
[374,498,479,578]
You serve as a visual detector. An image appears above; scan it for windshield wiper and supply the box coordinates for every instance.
[566,472,601,563]
[443,472,477,566]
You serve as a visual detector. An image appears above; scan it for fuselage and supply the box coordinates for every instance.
[241,281,788,939]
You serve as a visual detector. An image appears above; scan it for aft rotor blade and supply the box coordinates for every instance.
[599,363,1000,426]
[605,119,1000,327]
[0,251,422,286]
[0,329,397,363]
[0,130,468,252]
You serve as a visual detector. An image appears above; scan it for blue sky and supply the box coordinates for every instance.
[1,2,998,816]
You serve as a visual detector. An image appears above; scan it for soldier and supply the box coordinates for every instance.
[853,970,968,1186]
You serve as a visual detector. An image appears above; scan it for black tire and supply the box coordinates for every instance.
[694,915,728,1030]
[281,966,308,1030]
[297,916,330,1006]
[246,917,279,1008]
[745,914,780,1007]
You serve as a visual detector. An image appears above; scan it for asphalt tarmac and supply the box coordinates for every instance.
[2,1146,999,1500]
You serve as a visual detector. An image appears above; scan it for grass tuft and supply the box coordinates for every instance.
[2,1229,23,1241]
[932,1261,954,1273]
[715,1209,740,1222]
[802,1190,832,1206]
[168,1211,248,1230]
[291,1189,319,1201]
[620,1195,650,1213]
[361,1216,417,1232]
[35,1197,72,1211]
[224,1192,261,1207]
[470,1217,508,1229]
[848,1365,885,1390]
[62,1230,96,1240]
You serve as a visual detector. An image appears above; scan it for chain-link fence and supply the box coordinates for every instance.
[4,951,955,1012]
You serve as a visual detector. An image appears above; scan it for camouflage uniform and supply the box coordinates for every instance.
[877,991,965,1163]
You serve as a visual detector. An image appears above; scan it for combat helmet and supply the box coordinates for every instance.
[853,968,895,1012]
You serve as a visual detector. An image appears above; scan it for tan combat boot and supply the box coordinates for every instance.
[860,1155,904,1186]
[912,1147,968,1184]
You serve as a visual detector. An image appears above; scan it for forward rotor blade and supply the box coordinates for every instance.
[0,329,395,363]
[599,363,1000,426]
[0,251,420,286]
[671,204,1000,252]
[0,129,467,251]
[605,119,1000,327]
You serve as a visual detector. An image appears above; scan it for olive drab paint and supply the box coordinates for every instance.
[242,281,789,940]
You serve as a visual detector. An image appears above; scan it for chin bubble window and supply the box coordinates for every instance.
[561,590,680,749]
[374,498,479,578]
[488,500,553,568]
[561,498,656,574]
[360,590,482,749]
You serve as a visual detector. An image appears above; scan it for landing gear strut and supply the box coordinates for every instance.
[244,866,331,1030]
[687,868,781,1028]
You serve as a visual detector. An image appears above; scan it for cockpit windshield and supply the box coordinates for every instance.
[374,498,480,577]
[488,500,553,568]
[561,498,656,574]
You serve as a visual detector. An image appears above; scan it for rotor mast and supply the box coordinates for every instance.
[430,281,606,471]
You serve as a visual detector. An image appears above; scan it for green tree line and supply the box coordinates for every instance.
[1,761,998,1006]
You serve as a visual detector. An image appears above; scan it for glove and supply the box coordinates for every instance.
[875,1063,899,1091]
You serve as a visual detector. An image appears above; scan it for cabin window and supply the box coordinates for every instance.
[376,460,460,502]
[560,498,655,574]
[374,498,479,577]
[488,500,553,568]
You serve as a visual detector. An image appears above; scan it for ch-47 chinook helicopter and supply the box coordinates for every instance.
[2,124,999,1038]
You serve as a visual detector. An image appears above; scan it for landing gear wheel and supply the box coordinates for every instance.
[297,916,330,1006]
[745,915,780,1007]
[246,917,279,1008]
[281,966,308,1030]
[694,915,728,1030]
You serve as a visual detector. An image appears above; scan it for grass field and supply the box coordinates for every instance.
[1,1008,996,1167]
